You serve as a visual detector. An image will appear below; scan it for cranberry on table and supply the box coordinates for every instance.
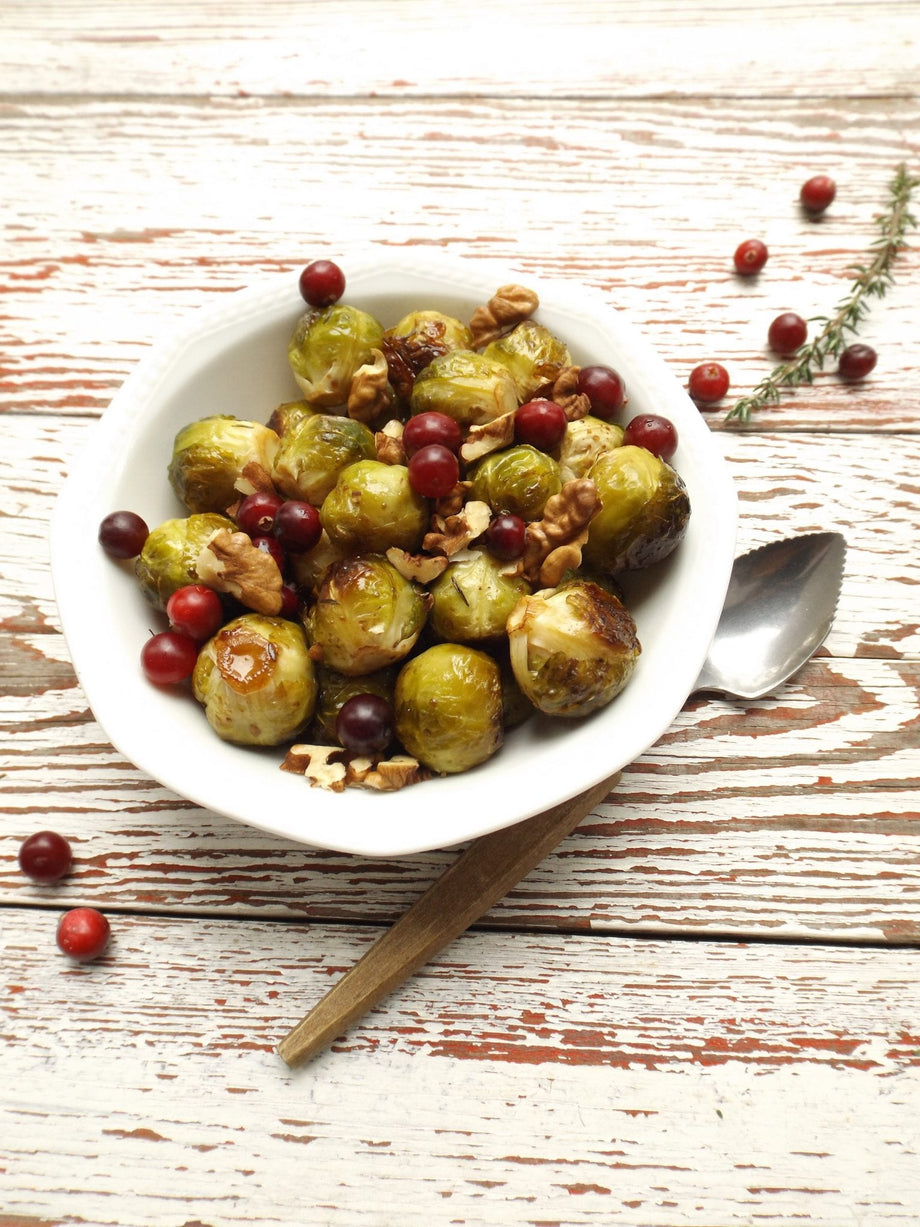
[800,174,836,215]
[514,398,567,452]
[838,343,878,381]
[336,693,395,757]
[402,411,463,457]
[141,630,199,685]
[56,907,110,963]
[485,512,527,561]
[407,443,460,498]
[733,238,769,276]
[623,414,678,462]
[576,364,626,420]
[98,510,149,559]
[236,490,284,536]
[18,830,73,883]
[166,584,224,641]
[688,361,730,406]
[298,259,346,308]
[768,312,809,358]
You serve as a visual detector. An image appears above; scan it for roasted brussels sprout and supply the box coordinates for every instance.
[272,412,376,505]
[582,444,691,574]
[267,398,318,437]
[483,321,572,401]
[428,549,531,644]
[409,349,518,427]
[192,614,317,746]
[320,459,429,555]
[288,304,385,407]
[469,444,562,522]
[167,416,280,514]
[382,310,472,401]
[135,512,234,610]
[394,643,504,774]
[506,580,640,717]
[307,555,429,676]
[557,415,625,482]
[310,662,398,743]
[286,529,348,597]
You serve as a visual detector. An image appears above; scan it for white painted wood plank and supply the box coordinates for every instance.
[3,909,920,1226]
[1,97,917,430]
[3,0,918,98]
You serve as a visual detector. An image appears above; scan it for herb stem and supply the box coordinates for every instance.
[726,161,919,423]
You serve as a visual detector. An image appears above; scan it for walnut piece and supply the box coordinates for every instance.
[375,418,407,465]
[521,477,602,588]
[549,366,592,421]
[281,744,348,791]
[347,348,393,423]
[459,412,516,464]
[282,745,428,792]
[345,754,428,791]
[423,499,492,557]
[469,284,539,348]
[385,547,450,584]
[196,527,284,615]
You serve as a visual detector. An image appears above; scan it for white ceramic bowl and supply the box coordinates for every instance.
[51,252,736,856]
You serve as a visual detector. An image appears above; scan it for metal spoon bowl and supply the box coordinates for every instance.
[277,531,847,1067]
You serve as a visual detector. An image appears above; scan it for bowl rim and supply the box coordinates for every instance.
[51,250,737,856]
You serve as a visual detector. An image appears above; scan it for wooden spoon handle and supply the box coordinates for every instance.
[277,773,618,1068]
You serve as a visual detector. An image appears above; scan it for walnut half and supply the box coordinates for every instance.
[521,477,601,588]
[469,284,539,349]
[196,527,284,615]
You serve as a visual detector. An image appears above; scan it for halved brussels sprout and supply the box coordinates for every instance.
[192,613,316,746]
[307,555,429,676]
[483,321,572,401]
[409,349,518,426]
[310,662,398,744]
[582,444,691,574]
[394,643,504,775]
[320,460,428,555]
[557,415,625,482]
[506,580,640,717]
[468,444,562,522]
[135,512,233,610]
[428,549,531,644]
[272,412,376,505]
[167,416,280,514]
[288,304,385,407]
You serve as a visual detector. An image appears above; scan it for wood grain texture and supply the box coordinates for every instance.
[3,909,920,1226]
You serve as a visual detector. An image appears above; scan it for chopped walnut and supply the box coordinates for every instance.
[433,479,472,520]
[347,348,393,423]
[226,461,278,519]
[345,754,428,791]
[468,284,540,348]
[424,499,492,557]
[196,527,284,615]
[385,547,450,584]
[459,412,516,464]
[281,744,349,791]
[521,477,601,588]
[375,418,407,465]
[549,366,592,421]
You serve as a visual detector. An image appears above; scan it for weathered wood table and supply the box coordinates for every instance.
[2,3,919,1224]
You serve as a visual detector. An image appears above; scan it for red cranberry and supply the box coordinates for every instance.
[688,362,730,406]
[800,175,836,216]
[514,399,567,452]
[768,312,808,358]
[298,260,346,308]
[98,511,149,559]
[403,412,463,457]
[19,830,73,883]
[734,238,769,276]
[251,535,285,568]
[141,631,198,686]
[407,444,460,498]
[336,693,395,757]
[236,491,284,536]
[273,500,321,553]
[576,365,626,420]
[838,343,877,381]
[622,414,678,461]
[485,513,526,560]
[166,584,224,641]
[56,907,110,962]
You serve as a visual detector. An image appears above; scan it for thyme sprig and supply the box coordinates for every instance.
[726,161,919,423]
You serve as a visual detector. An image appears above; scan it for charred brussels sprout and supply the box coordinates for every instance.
[582,444,691,574]
[394,644,504,775]
[506,580,640,718]
[557,415,624,482]
[428,550,531,644]
[135,512,233,610]
[167,416,280,514]
[272,412,376,505]
[409,349,518,427]
[483,321,571,401]
[288,304,384,407]
[192,614,316,746]
[267,398,318,437]
[307,556,429,676]
[469,444,562,522]
[382,310,472,401]
[310,663,398,744]
[320,459,428,555]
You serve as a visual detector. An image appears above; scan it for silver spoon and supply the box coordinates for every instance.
[278,531,846,1067]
